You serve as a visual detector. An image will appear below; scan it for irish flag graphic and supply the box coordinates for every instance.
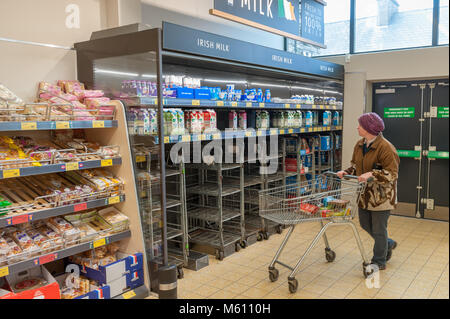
[278,0,296,21]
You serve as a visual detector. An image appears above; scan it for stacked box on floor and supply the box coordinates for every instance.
[68,252,144,298]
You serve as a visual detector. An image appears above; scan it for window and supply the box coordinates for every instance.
[313,0,350,56]
[355,0,434,53]
[439,0,449,44]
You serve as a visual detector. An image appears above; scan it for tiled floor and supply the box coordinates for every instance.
[177,215,449,299]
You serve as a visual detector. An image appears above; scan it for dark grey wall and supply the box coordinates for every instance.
[141,3,285,50]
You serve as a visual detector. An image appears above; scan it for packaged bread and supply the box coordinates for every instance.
[63,81,85,94]
[46,217,80,245]
[9,229,40,254]
[37,225,64,250]
[38,82,62,95]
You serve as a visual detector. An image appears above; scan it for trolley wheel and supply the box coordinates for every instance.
[363,262,373,278]
[235,242,241,252]
[215,249,224,261]
[268,268,279,282]
[288,278,298,294]
[325,249,336,262]
[275,225,283,234]
[240,240,248,249]
[257,233,264,241]
[263,232,270,240]
[177,267,184,280]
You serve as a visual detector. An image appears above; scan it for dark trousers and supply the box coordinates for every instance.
[358,208,395,266]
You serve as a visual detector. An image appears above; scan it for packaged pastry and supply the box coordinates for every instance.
[10,229,40,253]
[5,236,22,258]
[84,97,110,108]
[38,82,61,95]
[37,226,64,251]
[46,217,80,245]
[0,83,24,106]
[26,229,53,251]
[73,90,104,100]
[63,81,85,95]
[98,207,129,233]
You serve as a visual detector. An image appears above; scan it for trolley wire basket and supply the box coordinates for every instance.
[259,172,373,294]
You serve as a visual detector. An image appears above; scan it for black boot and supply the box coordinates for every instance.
[386,241,397,262]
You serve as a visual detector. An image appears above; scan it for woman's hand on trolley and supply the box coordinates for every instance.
[358,172,374,182]
[337,170,348,179]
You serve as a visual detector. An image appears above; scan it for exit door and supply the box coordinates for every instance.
[373,80,449,221]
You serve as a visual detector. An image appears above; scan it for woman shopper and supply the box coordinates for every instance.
[337,112,399,270]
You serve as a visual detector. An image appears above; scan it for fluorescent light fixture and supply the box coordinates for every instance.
[204,79,247,84]
[142,74,157,78]
[251,82,286,88]
[94,69,139,77]
[291,86,323,92]
[324,90,343,95]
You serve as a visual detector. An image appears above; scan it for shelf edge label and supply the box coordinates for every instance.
[74,202,88,212]
[123,290,136,299]
[56,121,70,129]
[93,237,107,248]
[108,196,121,205]
[101,159,113,167]
[66,162,79,171]
[0,266,9,277]
[2,169,20,179]
[93,121,105,128]
[39,253,57,265]
[21,122,37,130]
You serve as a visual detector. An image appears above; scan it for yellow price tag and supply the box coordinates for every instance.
[320,105,324,109]
[279,130,285,134]
[288,129,293,133]
[101,159,113,167]
[285,104,291,109]
[213,133,221,140]
[0,266,9,278]
[231,102,238,107]
[246,102,253,107]
[21,122,37,130]
[296,104,301,109]
[308,128,313,132]
[312,105,317,109]
[123,290,136,299]
[257,131,263,136]
[93,121,105,128]
[182,135,191,142]
[93,238,106,248]
[270,129,278,135]
[199,134,206,141]
[108,196,121,205]
[136,155,146,163]
[217,101,224,106]
[333,105,337,110]
[3,169,20,179]
[66,162,79,171]
[164,136,170,144]
[56,121,70,129]
[245,132,253,137]
[192,100,200,106]
[259,103,265,108]
[154,98,159,105]
[301,128,306,133]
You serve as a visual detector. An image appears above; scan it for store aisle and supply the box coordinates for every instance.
[177,216,449,299]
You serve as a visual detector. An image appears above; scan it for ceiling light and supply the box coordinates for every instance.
[94,69,139,77]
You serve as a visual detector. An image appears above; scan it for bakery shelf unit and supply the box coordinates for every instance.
[74,22,344,274]
[0,100,150,298]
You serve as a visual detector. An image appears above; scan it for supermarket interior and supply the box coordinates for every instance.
[0,0,448,302]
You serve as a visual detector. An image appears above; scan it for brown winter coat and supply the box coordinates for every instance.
[344,134,400,211]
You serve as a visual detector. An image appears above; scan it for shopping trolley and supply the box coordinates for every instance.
[259,172,372,293]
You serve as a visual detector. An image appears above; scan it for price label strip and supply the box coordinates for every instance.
[21,122,37,130]
[216,101,224,107]
[285,104,291,109]
[108,196,121,205]
[0,266,9,278]
[231,102,238,107]
[192,100,200,106]
[2,169,20,179]
[136,155,146,163]
[164,136,170,144]
[122,290,136,299]
[56,121,70,129]
[93,121,105,128]
[66,162,79,171]
[93,237,107,249]
[101,159,113,167]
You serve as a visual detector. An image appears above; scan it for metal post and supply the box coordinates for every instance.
[416,84,426,218]
[156,30,168,266]
[432,0,440,46]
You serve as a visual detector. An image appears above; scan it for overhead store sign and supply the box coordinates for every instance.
[210,0,326,48]
[301,0,324,45]
[162,22,343,80]
[384,107,415,118]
